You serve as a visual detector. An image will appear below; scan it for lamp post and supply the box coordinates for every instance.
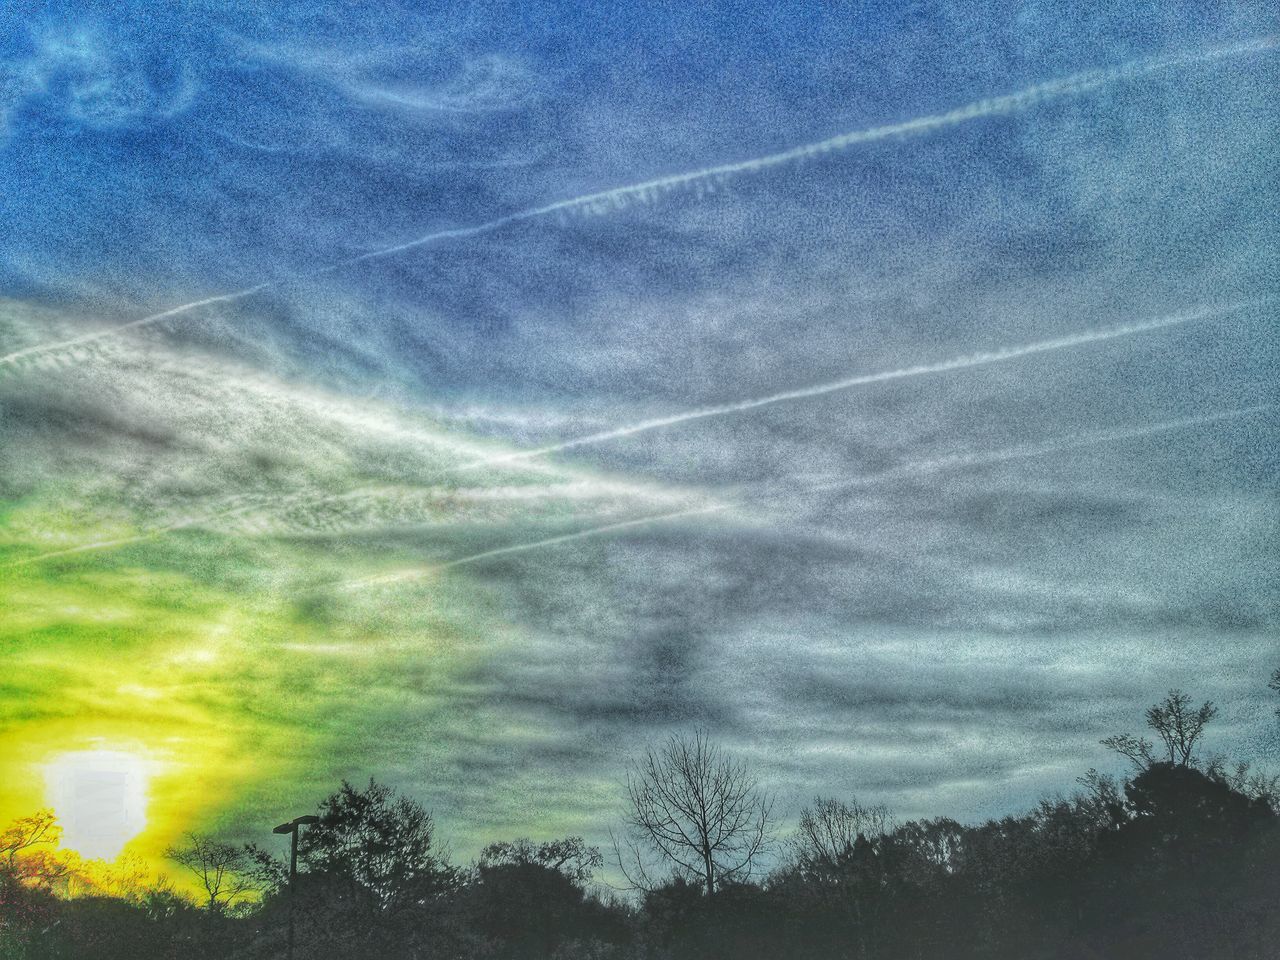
[273,814,319,960]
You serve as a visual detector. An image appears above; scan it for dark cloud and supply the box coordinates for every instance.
[1,0,1277,868]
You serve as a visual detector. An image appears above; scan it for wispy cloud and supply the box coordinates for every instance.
[3,36,1271,371]
[449,301,1260,472]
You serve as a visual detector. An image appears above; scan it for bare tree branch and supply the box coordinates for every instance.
[617,730,774,896]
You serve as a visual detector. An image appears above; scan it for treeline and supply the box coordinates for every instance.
[3,685,1280,960]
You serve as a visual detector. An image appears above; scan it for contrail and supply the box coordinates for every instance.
[342,403,1273,590]
[0,487,309,569]
[342,504,730,590]
[342,34,1275,265]
[0,285,270,370]
[793,402,1277,498]
[2,35,1273,370]
[9,403,1268,572]
[451,300,1262,472]
[4,306,1265,569]
[2,516,212,568]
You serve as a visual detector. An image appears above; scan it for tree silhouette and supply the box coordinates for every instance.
[790,796,895,879]
[618,730,774,896]
[297,778,451,915]
[1102,689,1217,770]
[1146,690,1217,766]
[4,681,1280,960]
[165,832,261,914]
[467,837,620,958]
[478,836,603,885]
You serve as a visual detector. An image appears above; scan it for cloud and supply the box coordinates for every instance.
[1,26,197,134]
[8,35,1272,372]
[1,1,1277,877]
[346,54,548,115]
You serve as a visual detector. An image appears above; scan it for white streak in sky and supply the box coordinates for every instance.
[3,308,1265,569]
[452,301,1261,472]
[0,285,270,368]
[342,504,730,589]
[794,403,1278,498]
[2,517,209,568]
[341,403,1272,590]
[344,35,1276,263]
[1,35,1273,370]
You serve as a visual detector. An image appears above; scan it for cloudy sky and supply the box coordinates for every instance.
[1,0,1277,874]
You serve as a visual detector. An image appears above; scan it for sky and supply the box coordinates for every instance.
[0,0,1277,878]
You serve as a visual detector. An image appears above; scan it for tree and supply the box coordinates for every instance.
[165,832,261,914]
[785,798,896,960]
[0,810,74,891]
[617,730,774,896]
[1102,689,1217,770]
[478,837,603,886]
[468,838,621,958]
[1145,690,1216,766]
[252,781,462,960]
[295,778,456,917]
[1,810,60,875]
[790,796,894,878]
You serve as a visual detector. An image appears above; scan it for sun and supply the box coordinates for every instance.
[44,749,151,861]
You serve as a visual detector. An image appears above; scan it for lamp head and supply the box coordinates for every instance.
[273,814,320,834]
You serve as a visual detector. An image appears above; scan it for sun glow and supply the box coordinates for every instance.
[45,749,151,861]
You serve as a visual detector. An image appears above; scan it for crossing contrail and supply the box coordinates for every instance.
[342,402,1273,590]
[1,35,1273,371]
[4,303,1265,570]
[8,404,1267,572]
[342,503,731,589]
[450,300,1262,472]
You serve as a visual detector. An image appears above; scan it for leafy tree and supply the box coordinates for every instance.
[297,778,452,916]
[465,837,623,959]
[479,837,603,886]
[277,779,461,960]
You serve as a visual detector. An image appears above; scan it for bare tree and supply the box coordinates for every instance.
[1099,732,1157,770]
[1102,689,1217,770]
[616,730,774,896]
[790,796,895,875]
[166,832,262,914]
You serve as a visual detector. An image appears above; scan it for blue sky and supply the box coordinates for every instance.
[0,0,1277,871]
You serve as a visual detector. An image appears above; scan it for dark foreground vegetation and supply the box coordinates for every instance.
[4,683,1280,960]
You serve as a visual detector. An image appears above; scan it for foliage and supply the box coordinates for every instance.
[3,689,1279,959]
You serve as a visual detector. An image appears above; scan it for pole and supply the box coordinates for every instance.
[274,814,317,960]
[288,824,298,960]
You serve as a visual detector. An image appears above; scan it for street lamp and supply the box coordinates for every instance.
[273,814,319,960]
